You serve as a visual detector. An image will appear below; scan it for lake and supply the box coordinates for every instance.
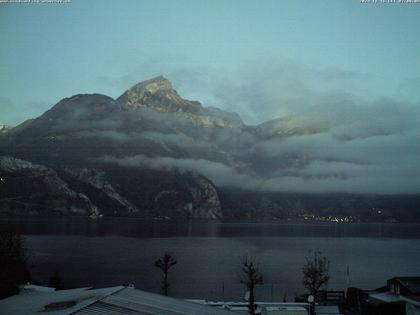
[2,219,420,301]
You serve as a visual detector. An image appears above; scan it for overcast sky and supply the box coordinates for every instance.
[1,0,419,125]
[1,0,419,194]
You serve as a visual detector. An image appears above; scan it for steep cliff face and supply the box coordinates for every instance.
[0,156,222,219]
[61,168,139,216]
[185,173,222,219]
[0,156,99,217]
[152,172,222,219]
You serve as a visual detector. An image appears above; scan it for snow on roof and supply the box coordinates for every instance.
[0,286,124,315]
[264,306,308,314]
[20,283,57,293]
[369,291,402,303]
[0,285,239,315]
[186,301,311,314]
[75,287,238,315]
[314,305,343,315]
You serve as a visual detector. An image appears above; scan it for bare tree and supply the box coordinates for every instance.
[154,252,177,296]
[302,251,330,296]
[240,256,263,315]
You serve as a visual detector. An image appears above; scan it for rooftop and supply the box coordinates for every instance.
[389,277,420,295]
[0,285,237,315]
[0,284,345,315]
[0,286,123,315]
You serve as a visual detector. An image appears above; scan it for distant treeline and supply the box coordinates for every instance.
[219,189,420,222]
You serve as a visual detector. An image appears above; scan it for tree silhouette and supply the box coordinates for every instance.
[0,231,29,298]
[154,252,177,296]
[240,256,263,315]
[302,251,330,297]
[47,271,62,290]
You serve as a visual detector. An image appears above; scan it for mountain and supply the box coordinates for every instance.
[0,156,99,217]
[117,76,203,113]
[0,76,238,219]
[1,77,247,166]
[0,76,418,220]
[0,155,222,219]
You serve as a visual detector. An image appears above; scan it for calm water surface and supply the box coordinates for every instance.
[2,219,420,301]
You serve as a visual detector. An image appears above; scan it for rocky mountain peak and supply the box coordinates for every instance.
[117,76,203,113]
[131,75,173,94]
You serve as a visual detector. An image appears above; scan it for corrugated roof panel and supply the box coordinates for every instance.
[74,301,147,315]
[93,288,237,315]
[0,286,124,315]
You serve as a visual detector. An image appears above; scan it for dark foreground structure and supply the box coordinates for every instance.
[347,277,420,315]
[0,283,342,315]
[0,285,237,315]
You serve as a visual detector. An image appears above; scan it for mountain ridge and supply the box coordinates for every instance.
[0,76,419,220]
